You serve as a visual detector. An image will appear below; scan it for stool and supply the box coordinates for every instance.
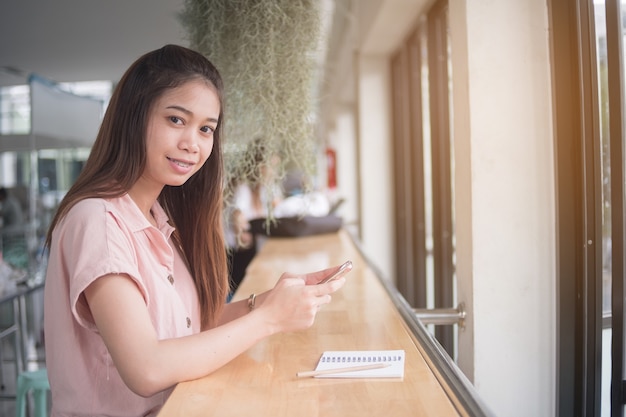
[15,368,49,417]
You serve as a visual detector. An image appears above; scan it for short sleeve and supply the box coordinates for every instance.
[54,199,148,331]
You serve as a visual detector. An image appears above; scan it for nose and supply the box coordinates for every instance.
[180,130,200,153]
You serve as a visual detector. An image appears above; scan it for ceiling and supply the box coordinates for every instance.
[0,0,188,87]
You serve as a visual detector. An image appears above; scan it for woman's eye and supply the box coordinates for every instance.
[200,125,215,134]
[169,116,183,124]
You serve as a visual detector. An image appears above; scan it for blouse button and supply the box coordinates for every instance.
[167,274,174,285]
[186,317,191,328]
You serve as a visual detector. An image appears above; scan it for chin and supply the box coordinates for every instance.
[164,177,191,187]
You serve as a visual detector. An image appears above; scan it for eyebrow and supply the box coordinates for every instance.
[166,105,219,124]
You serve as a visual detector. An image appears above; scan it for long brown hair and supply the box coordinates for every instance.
[45,44,229,329]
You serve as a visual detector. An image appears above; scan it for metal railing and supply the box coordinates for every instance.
[414,303,466,328]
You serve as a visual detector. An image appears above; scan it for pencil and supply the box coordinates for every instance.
[296,362,391,378]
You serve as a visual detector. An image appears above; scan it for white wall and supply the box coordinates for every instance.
[356,56,395,281]
[328,107,360,235]
[450,1,556,416]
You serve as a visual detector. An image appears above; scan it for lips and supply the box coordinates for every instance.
[167,156,194,168]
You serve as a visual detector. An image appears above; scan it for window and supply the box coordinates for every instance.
[550,0,626,415]
[390,0,456,356]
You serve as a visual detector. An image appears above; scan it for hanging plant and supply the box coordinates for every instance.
[180,0,321,204]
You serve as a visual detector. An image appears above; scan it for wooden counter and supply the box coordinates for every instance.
[158,230,482,417]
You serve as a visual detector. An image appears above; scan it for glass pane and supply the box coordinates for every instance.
[595,1,626,415]
[0,85,30,135]
[594,0,611,318]
[592,1,611,416]
[1,79,105,274]
[616,0,626,415]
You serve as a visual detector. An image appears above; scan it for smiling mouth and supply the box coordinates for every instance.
[167,157,193,168]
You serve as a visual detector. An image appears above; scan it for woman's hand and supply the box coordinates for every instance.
[254,264,350,334]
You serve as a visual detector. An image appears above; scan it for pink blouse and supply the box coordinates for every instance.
[44,194,201,416]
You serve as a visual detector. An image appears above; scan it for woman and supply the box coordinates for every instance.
[43,45,347,417]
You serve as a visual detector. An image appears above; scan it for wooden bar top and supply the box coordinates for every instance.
[158,230,464,417]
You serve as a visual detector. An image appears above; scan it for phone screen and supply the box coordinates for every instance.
[318,260,353,284]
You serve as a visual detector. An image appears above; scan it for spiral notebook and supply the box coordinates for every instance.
[312,350,405,378]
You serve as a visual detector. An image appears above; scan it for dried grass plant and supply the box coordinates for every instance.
[180,0,321,205]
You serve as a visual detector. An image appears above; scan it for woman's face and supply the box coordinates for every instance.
[142,79,220,190]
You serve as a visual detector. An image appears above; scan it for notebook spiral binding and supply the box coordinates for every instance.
[320,353,403,364]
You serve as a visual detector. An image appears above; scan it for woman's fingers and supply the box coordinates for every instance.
[306,262,353,286]
[262,263,351,333]
[318,294,332,308]
[260,277,342,333]
[302,266,338,284]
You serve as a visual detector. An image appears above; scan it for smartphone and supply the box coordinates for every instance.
[318,260,353,284]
